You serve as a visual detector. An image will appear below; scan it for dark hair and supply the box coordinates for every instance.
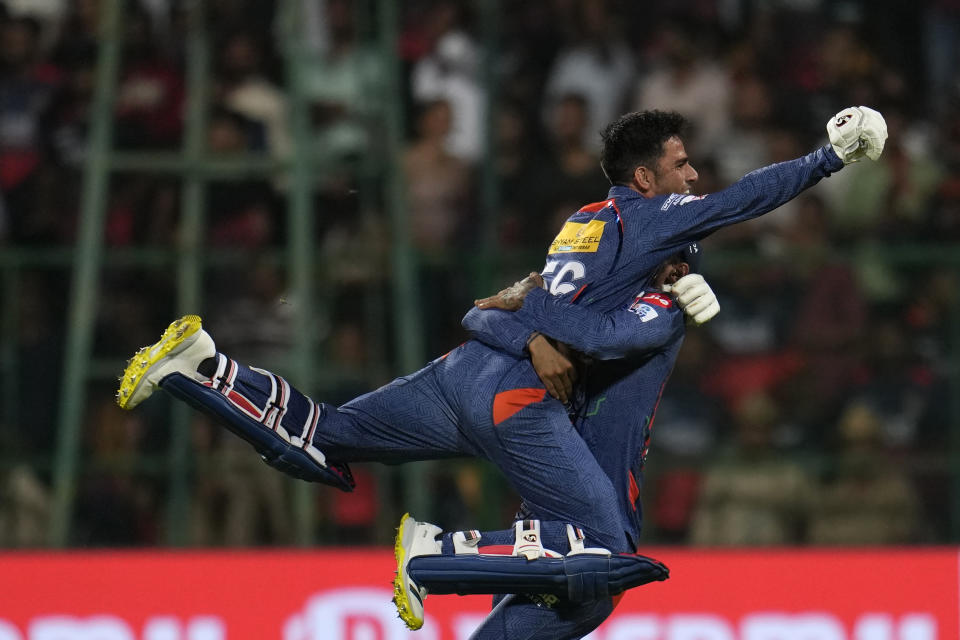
[600,110,689,186]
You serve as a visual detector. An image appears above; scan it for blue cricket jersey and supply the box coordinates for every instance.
[463,145,844,547]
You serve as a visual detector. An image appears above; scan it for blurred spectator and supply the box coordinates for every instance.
[808,401,920,545]
[43,41,94,169]
[492,99,537,247]
[12,271,65,454]
[410,1,483,162]
[688,392,813,546]
[50,0,98,67]
[778,195,868,440]
[0,191,7,241]
[208,260,294,367]
[0,14,62,242]
[925,106,960,242]
[543,0,635,151]
[820,105,943,244]
[298,0,384,163]
[802,23,882,116]
[648,330,723,459]
[633,20,732,153]
[73,397,161,546]
[923,0,960,117]
[699,261,801,416]
[712,74,777,185]
[114,5,184,149]
[404,99,473,251]
[205,107,282,247]
[215,31,290,161]
[524,93,610,241]
[326,465,379,545]
[848,318,946,451]
[323,320,381,405]
[403,98,475,354]
[494,0,568,129]
[105,175,179,246]
[189,414,295,547]
[0,465,50,547]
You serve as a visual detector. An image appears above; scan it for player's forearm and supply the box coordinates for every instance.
[670,145,844,241]
[515,289,676,360]
[461,307,534,358]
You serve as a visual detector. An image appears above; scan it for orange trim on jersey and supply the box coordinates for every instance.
[493,388,547,425]
[628,471,640,511]
[612,592,625,609]
[578,199,613,213]
[438,342,466,361]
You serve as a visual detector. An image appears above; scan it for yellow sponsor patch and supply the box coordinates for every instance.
[548,220,606,254]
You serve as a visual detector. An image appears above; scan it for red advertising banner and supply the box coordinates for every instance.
[0,548,955,639]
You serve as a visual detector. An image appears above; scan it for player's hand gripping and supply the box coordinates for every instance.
[527,334,577,404]
[475,272,545,311]
[826,106,888,164]
[663,273,720,325]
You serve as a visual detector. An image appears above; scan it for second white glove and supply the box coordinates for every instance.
[666,273,720,325]
[826,106,888,164]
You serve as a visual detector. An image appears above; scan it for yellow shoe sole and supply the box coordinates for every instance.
[393,512,424,630]
[116,315,203,410]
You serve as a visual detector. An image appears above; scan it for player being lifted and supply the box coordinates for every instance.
[117,106,886,637]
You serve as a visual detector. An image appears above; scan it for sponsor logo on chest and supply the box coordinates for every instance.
[548,219,606,254]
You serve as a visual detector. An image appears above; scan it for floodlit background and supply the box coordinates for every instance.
[0,0,958,555]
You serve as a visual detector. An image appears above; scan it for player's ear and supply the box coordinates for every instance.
[677,262,690,278]
[634,166,653,191]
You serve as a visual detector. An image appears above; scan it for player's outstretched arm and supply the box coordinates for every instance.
[652,106,888,245]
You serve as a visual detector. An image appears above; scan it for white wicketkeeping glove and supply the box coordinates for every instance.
[664,273,720,325]
[826,106,888,164]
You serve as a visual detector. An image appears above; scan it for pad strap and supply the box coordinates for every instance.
[514,519,546,560]
[452,530,481,555]
[566,524,612,555]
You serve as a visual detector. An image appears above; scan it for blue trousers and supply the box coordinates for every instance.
[314,340,628,553]
[200,339,629,637]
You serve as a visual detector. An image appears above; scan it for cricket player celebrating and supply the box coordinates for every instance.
[116,106,886,637]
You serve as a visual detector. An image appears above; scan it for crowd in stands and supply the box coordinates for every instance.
[0,0,958,547]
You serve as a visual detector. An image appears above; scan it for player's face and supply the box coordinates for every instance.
[654,259,690,290]
[650,137,698,195]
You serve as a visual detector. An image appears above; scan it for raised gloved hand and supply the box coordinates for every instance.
[826,106,888,164]
[664,273,720,325]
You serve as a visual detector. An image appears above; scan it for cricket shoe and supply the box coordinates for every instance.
[116,315,216,410]
[393,513,442,630]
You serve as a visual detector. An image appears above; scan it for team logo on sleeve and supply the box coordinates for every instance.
[628,300,659,322]
[661,193,707,211]
[548,219,606,254]
[640,292,673,308]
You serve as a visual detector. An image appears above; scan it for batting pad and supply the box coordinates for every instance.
[161,372,355,491]
[408,552,669,602]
